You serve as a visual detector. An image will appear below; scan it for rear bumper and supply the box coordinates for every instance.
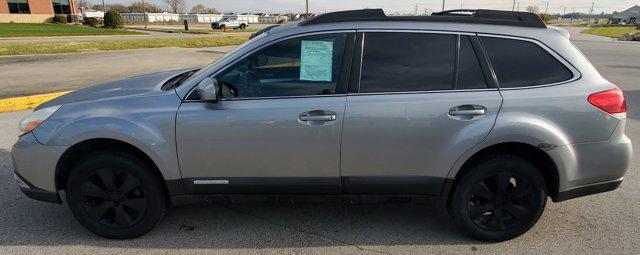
[549,120,632,202]
[554,178,623,202]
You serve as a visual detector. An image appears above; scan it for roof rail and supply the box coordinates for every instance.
[300,9,547,29]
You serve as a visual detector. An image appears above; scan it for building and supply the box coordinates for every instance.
[0,0,79,23]
[612,5,640,25]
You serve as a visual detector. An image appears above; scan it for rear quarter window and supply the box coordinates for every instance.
[480,37,574,88]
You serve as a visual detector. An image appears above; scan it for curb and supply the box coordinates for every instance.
[0,91,71,113]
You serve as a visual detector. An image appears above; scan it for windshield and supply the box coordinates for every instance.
[183,32,268,83]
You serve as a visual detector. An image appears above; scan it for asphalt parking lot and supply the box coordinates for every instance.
[0,33,639,254]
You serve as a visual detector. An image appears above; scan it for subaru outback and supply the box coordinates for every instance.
[12,9,632,241]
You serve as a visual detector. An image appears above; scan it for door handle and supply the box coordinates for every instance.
[448,109,486,116]
[299,114,336,122]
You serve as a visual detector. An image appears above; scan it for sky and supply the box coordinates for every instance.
[90,0,640,14]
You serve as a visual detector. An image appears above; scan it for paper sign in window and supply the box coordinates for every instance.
[300,40,333,82]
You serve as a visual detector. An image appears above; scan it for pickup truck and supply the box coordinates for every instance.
[211,18,248,30]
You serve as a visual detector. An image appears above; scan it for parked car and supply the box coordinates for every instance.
[211,17,248,30]
[12,9,631,241]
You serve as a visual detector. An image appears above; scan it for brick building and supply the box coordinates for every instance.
[0,0,78,23]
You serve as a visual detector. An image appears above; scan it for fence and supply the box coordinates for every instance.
[120,13,271,24]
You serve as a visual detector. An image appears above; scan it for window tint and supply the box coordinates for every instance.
[457,36,488,89]
[215,33,348,99]
[52,0,71,14]
[8,0,30,13]
[360,33,456,93]
[481,37,574,88]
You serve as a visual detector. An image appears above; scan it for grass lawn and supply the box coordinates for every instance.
[138,28,258,34]
[0,36,248,56]
[582,27,639,38]
[0,23,145,38]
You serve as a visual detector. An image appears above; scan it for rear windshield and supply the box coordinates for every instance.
[481,37,574,88]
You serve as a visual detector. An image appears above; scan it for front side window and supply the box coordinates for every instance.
[360,32,456,93]
[481,37,574,88]
[8,0,30,14]
[215,33,348,99]
[52,0,71,14]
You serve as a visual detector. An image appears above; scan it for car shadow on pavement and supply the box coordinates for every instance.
[0,147,480,249]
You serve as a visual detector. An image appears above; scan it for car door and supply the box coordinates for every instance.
[176,32,355,194]
[340,32,503,195]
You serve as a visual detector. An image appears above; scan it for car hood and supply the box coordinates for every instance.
[36,68,195,110]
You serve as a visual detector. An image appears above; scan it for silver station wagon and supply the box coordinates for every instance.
[12,9,632,241]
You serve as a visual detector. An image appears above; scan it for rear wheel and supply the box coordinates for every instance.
[239,24,247,30]
[450,154,547,242]
[65,151,166,239]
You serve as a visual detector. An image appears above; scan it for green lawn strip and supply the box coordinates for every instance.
[582,27,639,38]
[0,23,145,37]
[137,28,258,34]
[0,36,248,56]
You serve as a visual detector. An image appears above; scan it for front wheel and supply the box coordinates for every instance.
[65,151,166,239]
[450,154,547,242]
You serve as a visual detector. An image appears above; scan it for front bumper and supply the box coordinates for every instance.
[11,132,68,203]
[14,172,61,204]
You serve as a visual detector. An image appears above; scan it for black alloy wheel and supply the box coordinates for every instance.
[450,154,547,242]
[466,172,536,231]
[66,151,166,239]
[79,168,147,228]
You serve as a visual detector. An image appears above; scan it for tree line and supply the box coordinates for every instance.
[77,0,218,14]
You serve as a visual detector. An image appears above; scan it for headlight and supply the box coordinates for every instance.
[18,105,61,134]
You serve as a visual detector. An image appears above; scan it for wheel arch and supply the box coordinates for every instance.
[55,138,174,201]
[445,142,560,201]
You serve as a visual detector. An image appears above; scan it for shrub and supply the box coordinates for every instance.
[52,15,67,24]
[103,11,124,28]
[83,17,100,27]
[538,13,553,24]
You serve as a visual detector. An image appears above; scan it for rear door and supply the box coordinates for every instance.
[340,32,503,194]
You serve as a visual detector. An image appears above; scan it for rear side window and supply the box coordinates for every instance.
[457,36,488,89]
[360,32,456,93]
[481,37,574,88]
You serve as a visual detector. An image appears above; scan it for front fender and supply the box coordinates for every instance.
[32,94,183,181]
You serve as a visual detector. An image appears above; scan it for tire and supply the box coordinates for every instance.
[239,24,246,30]
[65,151,166,239]
[450,154,547,242]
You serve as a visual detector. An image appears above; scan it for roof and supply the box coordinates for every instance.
[299,9,547,29]
[614,5,640,18]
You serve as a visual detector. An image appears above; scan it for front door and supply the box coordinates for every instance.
[340,32,503,195]
[176,32,354,194]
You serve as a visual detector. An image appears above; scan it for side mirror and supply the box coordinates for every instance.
[196,77,218,103]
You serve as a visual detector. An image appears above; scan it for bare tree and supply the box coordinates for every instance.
[164,0,186,13]
[526,5,539,14]
[190,4,206,13]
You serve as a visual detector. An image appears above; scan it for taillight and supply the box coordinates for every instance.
[588,88,627,117]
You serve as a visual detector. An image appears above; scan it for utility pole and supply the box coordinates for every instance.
[305,0,309,18]
[101,0,105,13]
[512,0,516,11]
[442,0,445,11]
[414,4,418,15]
[141,0,148,29]
[517,2,520,11]
[545,2,549,14]
[588,1,594,24]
